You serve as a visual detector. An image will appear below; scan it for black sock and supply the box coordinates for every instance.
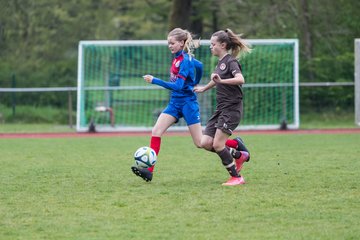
[216,148,239,177]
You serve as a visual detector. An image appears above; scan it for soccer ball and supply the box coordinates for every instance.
[134,146,157,169]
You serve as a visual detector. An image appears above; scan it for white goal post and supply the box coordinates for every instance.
[355,39,360,126]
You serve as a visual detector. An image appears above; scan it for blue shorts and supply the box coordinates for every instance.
[163,99,200,126]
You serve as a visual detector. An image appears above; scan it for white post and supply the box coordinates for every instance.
[355,39,360,126]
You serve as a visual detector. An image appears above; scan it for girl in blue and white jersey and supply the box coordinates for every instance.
[131,28,203,182]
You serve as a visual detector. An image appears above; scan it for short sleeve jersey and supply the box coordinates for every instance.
[213,54,243,108]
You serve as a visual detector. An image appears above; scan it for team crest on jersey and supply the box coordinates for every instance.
[174,60,180,68]
[220,63,226,71]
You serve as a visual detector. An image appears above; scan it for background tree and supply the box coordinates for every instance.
[168,0,192,31]
[0,0,359,114]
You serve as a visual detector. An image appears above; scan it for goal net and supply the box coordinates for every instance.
[77,39,299,132]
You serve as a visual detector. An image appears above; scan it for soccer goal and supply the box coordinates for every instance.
[76,39,299,132]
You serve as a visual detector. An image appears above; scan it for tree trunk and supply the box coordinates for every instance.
[299,0,314,81]
[190,4,203,36]
[168,0,192,31]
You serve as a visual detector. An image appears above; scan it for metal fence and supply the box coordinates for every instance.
[0,81,357,130]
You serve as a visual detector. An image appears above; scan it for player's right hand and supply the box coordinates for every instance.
[143,75,154,83]
[193,85,205,93]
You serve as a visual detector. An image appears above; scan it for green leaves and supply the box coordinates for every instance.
[0,0,359,117]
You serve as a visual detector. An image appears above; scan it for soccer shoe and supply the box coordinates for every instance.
[234,137,250,161]
[235,151,250,173]
[222,176,245,186]
[131,166,153,182]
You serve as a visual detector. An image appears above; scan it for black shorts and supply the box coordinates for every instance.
[204,104,242,137]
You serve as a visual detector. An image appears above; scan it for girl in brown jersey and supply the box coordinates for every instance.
[194,29,251,186]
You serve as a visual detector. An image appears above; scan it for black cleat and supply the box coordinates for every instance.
[234,137,250,161]
[131,166,153,182]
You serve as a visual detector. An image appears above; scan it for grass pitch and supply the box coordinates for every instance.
[0,133,359,239]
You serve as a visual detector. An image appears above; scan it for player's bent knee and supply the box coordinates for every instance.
[202,144,212,151]
[200,141,213,151]
[200,136,214,151]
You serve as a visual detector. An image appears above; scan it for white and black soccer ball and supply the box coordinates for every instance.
[134,146,157,169]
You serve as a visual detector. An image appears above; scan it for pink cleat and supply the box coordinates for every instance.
[222,176,245,186]
[235,151,250,173]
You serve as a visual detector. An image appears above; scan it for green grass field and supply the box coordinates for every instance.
[1,133,359,239]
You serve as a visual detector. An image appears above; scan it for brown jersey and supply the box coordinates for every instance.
[213,54,243,109]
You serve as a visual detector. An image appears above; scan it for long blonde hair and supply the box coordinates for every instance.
[212,28,251,58]
[168,28,200,56]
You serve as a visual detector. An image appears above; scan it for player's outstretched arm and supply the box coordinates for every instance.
[143,75,185,91]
